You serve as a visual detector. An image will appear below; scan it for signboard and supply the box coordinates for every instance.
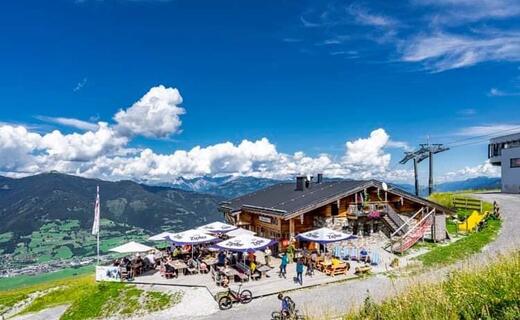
[258,215,272,224]
[96,266,121,282]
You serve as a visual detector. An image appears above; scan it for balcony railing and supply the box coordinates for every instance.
[348,202,389,217]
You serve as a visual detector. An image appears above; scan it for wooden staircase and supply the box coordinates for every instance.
[385,208,435,254]
[381,207,408,237]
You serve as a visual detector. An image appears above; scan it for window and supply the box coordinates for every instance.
[511,158,520,168]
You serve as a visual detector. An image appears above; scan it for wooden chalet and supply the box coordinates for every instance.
[219,175,452,253]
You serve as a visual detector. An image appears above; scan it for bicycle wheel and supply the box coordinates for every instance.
[271,311,282,320]
[240,289,253,304]
[218,296,233,310]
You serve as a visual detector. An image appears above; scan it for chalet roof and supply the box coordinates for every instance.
[219,179,451,218]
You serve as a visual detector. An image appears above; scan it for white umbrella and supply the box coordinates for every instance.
[109,241,154,254]
[148,232,175,241]
[197,221,237,233]
[227,228,256,238]
[213,234,277,252]
[296,227,357,244]
[166,229,218,245]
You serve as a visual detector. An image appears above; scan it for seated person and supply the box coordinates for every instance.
[217,251,226,267]
[172,246,182,258]
[329,256,341,276]
[247,251,256,265]
[221,274,230,288]
[199,261,209,273]
[164,260,178,278]
[250,260,260,279]
[360,248,368,262]
[145,252,157,269]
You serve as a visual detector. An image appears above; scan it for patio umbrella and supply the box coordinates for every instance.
[196,221,237,234]
[226,228,256,238]
[148,231,175,241]
[166,229,218,245]
[109,241,154,254]
[296,227,356,244]
[213,234,277,253]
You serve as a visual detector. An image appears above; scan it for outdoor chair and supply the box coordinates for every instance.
[119,267,130,281]
[250,271,261,281]
[185,265,198,275]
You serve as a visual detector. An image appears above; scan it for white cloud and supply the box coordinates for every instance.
[73,77,87,92]
[343,128,391,176]
[414,0,520,23]
[488,87,520,97]
[386,140,412,151]
[36,116,99,131]
[0,125,41,172]
[0,118,411,183]
[347,5,398,28]
[440,160,500,182]
[455,124,520,136]
[114,85,185,138]
[400,32,520,72]
[40,122,128,162]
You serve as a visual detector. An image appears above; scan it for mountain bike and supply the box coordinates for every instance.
[218,284,253,310]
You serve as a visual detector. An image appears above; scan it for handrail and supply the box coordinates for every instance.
[401,208,435,239]
[391,207,423,237]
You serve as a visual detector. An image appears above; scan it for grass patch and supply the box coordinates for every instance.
[0,265,94,291]
[1,271,183,319]
[341,250,520,320]
[144,290,183,312]
[417,218,501,267]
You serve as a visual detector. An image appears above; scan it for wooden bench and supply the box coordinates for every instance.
[234,263,250,282]
[325,263,350,276]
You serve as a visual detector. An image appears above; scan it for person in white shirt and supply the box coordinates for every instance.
[264,247,272,267]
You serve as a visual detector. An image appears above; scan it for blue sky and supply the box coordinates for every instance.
[0,0,519,184]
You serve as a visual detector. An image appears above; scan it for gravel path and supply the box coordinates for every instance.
[8,305,69,320]
[194,193,520,320]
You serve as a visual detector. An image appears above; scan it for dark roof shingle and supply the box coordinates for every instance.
[221,180,368,216]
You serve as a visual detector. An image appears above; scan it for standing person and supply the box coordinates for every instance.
[279,252,288,278]
[296,258,304,285]
[264,247,272,267]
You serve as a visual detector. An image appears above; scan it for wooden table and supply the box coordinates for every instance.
[219,267,239,282]
[170,261,187,275]
[257,265,271,278]
[203,257,218,266]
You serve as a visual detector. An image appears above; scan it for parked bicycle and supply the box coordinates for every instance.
[218,284,253,310]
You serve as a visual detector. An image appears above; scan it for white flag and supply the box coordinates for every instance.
[92,185,100,235]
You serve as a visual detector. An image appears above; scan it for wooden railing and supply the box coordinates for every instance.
[452,196,482,212]
[390,207,424,237]
[390,208,435,254]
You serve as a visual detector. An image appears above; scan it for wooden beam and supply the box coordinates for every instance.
[289,218,295,238]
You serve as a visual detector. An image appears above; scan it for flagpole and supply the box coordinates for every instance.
[93,185,101,266]
[97,185,100,265]
[97,229,100,265]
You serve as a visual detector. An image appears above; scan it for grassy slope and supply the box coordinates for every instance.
[342,251,520,320]
[418,218,501,267]
[417,192,501,267]
[0,265,94,291]
[0,274,181,319]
